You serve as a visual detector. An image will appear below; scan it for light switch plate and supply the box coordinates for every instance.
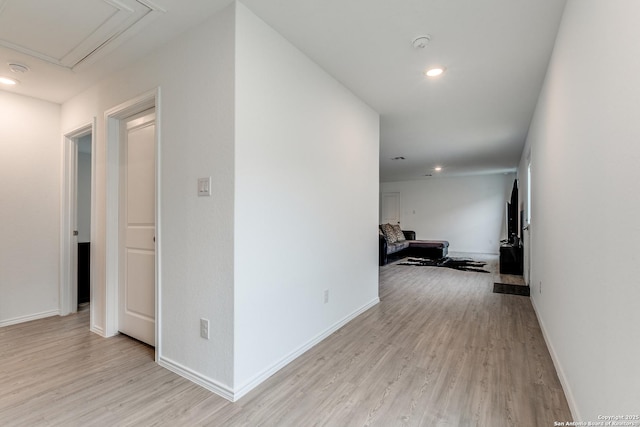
[198,177,211,197]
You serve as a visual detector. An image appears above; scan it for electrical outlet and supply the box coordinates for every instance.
[323,289,329,304]
[200,318,210,339]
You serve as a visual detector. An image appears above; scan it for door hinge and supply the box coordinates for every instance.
[73,230,79,236]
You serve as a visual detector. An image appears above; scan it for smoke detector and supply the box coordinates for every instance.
[412,36,431,49]
[8,63,29,73]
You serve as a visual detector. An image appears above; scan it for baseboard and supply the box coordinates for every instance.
[90,325,105,337]
[157,297,380,402]
[448,250,500,256]
[0,309,59,327]
[233,297,381,401]
[530,296,580,421]
[158,356,234,401]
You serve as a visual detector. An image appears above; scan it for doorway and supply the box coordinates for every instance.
[77,135,92,311]
[104,89,160,352]
[61,123,95,319]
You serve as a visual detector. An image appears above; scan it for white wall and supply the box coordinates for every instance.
[62,4,237,390]
[77,136,91,243]
[520,0,640,420]
[0,91,61,325]
[60,1,379,400]
[233,3,380,395]
[381,174,515,254]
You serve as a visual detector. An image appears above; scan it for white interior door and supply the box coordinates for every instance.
[381,192,401,224]
[119,109,156,346]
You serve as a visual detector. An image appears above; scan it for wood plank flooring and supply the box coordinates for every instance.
[0,254,571,426]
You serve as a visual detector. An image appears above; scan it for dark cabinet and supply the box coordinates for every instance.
[499,245,523,275]
[78,242,90,304]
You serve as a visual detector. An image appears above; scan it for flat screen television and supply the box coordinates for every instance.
[506,179,519,244]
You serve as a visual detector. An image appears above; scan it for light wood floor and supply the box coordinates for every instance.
[0,254,571,426]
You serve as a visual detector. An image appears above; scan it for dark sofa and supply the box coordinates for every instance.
[379,226,449,266]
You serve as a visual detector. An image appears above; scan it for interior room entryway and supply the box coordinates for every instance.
[61,124,95,319]
[104,89,160,350]
[77,135,92,310]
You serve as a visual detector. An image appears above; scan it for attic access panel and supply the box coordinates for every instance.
[0,0,163,69]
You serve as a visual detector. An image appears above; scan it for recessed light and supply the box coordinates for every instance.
[0,76,18,85]
[425,67,445,77]
[434,166,442,171]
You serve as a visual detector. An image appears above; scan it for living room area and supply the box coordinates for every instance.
[380,173,516,259]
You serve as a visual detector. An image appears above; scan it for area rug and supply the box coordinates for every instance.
[398,257,490,273]
[493,283,531,296]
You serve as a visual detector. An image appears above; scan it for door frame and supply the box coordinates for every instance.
[524,158,532,287]
[61,121,96,319]
[104,88,161,356]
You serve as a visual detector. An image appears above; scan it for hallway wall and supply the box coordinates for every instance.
[0,91,61,325]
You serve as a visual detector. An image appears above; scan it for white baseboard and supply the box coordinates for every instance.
[90,325,105,337]
[448,250,500,257]
[232,296,380,401]
[157,297,380,402]
[0,309,59,327]
[158,356,234,401]
[530,296,580,421]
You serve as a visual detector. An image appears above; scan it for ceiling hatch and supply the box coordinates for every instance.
[0,0,164,70]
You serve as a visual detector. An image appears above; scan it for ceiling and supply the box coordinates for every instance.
[0,0,567,181]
